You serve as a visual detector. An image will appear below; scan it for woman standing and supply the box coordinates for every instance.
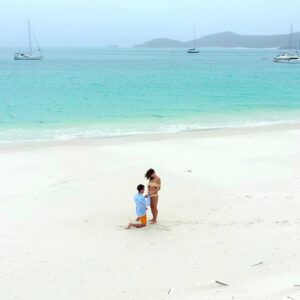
[145,168,161,224]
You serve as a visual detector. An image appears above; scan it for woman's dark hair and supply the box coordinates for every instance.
[137,184,145,192]
[145,168,155,180]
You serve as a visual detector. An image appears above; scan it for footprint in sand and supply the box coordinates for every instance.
[116,225,127,230]
[155,224,171,231]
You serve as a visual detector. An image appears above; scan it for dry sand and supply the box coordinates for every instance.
[0,124,300,299]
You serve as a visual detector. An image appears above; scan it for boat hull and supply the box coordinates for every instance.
[14,54,43,60]
[274,58,300,64]
[15,56,43,60]
[275,61,300,64]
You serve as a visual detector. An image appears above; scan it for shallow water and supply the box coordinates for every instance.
[0,47,299,142]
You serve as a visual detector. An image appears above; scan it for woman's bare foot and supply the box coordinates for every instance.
[125,224,131,229]
[149,219,156,224]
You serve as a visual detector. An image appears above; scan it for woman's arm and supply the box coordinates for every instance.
[148,187,158,195]
[157,178,161,191]
[148,181,161,194]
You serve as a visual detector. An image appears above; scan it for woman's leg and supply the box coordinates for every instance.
[150,196,158,223]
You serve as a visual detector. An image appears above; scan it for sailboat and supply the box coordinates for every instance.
[14,20,43,60]
[273,24,300,64]
[187,23,199,54]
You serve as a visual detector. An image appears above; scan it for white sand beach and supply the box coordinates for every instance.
[0,124,300,300]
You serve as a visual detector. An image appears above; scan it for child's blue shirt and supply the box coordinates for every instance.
[134,193,150,217]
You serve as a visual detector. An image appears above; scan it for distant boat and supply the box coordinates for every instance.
[274,24,300,64]
[274,52,300,63]
[14,20,43,60]
[187,23,199,54]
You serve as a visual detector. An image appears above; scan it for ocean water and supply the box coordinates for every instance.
[0,47,300,142]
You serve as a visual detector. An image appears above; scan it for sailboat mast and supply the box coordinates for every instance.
[28,20,32,55]
[289,23,293,51]
[193,22,196,48]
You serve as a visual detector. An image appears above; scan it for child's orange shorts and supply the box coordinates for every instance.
[138,215,147,225]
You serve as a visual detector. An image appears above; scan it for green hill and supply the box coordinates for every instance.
[135,38,185,48]
[135,31,300,49]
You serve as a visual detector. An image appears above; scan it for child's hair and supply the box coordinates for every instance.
[145,168,155,180]
[137,184,145,192]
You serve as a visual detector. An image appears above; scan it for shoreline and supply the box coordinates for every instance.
[1,121,300,151]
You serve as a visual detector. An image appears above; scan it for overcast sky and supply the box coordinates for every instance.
[0,0,299,47]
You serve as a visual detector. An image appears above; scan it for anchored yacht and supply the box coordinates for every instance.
[187,48,200,54]
[274,24,300,64]
[187,23,199,54]
[273,52,300,63]
[14,20,43,60]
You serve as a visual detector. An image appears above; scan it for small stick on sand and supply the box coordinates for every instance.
[287,296,295,300]
[250,261,263,267]
[215,280,229,286]
[294,284,300,287]
[168,288,171,295]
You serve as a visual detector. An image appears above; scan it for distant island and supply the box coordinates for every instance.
[134,31,300,49]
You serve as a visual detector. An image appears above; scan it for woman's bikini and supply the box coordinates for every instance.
[148,181,160,197]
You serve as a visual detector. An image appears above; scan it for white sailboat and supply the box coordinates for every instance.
[274,24,300,64]
[14,20,43,60]
[187,23,199,54]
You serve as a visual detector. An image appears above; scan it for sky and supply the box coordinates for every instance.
[0,0,299,47]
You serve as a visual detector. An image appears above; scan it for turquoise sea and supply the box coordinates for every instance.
[0,47,300,142]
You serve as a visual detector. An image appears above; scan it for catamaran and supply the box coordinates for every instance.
[187,23,199,54]
[273,52,300,63]
[14,20,43,60]
[274,24,300,64]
